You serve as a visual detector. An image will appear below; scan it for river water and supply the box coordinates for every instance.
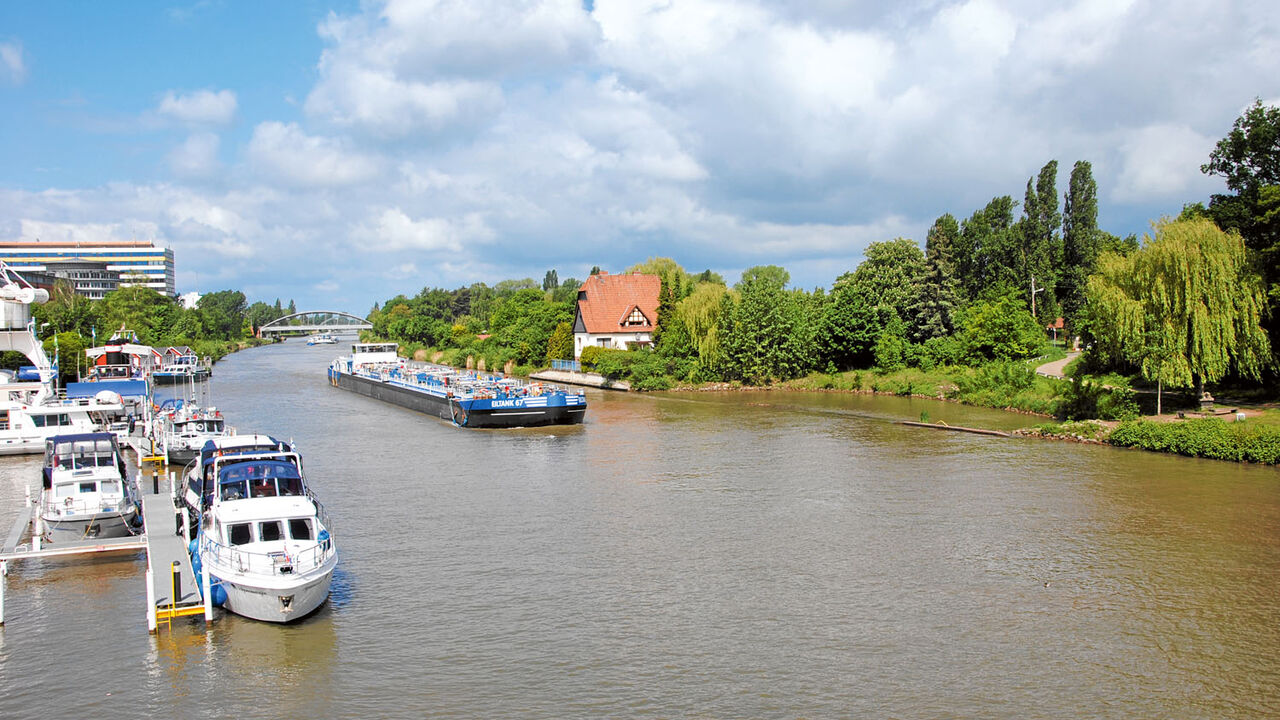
[0,340,1277,718]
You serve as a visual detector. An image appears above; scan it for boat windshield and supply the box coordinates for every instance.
[218,460,303,501]
[52,438,116,469]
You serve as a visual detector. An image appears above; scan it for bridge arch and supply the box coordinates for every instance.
[258,310,372,336]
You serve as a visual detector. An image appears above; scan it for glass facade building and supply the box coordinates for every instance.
[0,241,175,297]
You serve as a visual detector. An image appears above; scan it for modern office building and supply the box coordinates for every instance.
[0,240,175,298]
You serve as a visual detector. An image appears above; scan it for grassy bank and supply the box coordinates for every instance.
[1024,415,1280,465]
[782,364,1064,415]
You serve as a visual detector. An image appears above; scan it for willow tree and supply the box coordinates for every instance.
[674,283,732,373]
[1086,217,1271,413]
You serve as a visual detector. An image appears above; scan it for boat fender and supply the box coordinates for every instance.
[127,415,136,434]
[188,539,199,555]
[211,580,227,607]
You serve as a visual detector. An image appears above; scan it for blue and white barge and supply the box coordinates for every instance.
[327,343,587,428]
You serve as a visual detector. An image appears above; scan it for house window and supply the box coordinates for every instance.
[597,337,612,347]
[624,308,647,326]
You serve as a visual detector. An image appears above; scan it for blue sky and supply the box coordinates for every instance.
[1,1,1277,313]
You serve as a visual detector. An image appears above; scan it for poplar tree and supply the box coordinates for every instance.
[955,196,1018,300]
[1018,160,1061,320]
[1060,161,1100,329]
[1086,217,1271,412]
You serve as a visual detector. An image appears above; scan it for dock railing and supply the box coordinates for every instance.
[551,359,581,372]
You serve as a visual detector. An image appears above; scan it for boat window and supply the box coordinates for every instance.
[55,483,75,498]
[99,480,120,495]
[288,519,313,541]
[278,477,302,496]
[250,478,277,498]
[79,482,95,493]
[259,521,283,542]
[220,481,247,501]
[228,523,252,545]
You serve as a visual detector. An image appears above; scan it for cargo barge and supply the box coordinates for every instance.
[327,343,587,428]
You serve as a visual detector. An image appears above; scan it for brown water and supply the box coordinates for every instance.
[1,341,1277,718]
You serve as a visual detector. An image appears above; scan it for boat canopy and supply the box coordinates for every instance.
[65,379,149,399]
[217,459,304,500]
[46,433,118,469]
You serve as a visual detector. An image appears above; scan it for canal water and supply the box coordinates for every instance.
[1,340,1277,718]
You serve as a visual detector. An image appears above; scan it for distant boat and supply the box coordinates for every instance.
[328,343,587,428]
[306,333,338,346]
[153,348,211,384]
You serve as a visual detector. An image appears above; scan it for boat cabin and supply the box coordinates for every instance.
[42,434,127,512]
[349,343,399,369]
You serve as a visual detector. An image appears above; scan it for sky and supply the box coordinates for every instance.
[1,0,1277,313]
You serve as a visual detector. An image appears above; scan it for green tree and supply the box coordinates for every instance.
[1201,100,1280,356]
[1017,160,1062,320]
[721,268,809,383]
[847,238,925,322]
[42,331,88,384]
[817,276,890,370]
[1060,161,1100,329]
[958,291,1044,362]
[673,283,731,374]
[734,264,789,290]
[1086,218,1271,408]
[542,269,559,291]
[196,290,249,341]
[911,215,960,341]
[955,196,1019,300]
[32,279,98,337]
[1202,99,1280,194]
[98,285,178,344]
[545,320,574,363]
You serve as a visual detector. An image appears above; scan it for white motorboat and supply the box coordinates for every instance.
[306,332,337,345]
[156,398,231,466]
[185,435,337,623]
[38,432,141,543]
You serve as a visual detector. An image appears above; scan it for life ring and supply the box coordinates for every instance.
[64,497,73,507]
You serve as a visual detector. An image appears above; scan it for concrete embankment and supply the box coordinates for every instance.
[529,369,630,391]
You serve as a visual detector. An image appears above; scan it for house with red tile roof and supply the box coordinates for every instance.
[572,271,661,358]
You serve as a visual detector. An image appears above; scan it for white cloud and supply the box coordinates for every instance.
[1112,124,1218,202]
[247,122,382,187]
[0,41,25,85]
[305,67,503,138]
[17,219,139,244]
[167,133,221,178]
[355,208,494,252]
[157,89,238,125]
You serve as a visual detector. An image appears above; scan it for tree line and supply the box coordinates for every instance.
[18,283,294,381]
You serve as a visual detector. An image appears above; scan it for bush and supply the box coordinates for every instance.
[579,345,606,369]
[1109,419,1280,464]
[1055,380,1139,421]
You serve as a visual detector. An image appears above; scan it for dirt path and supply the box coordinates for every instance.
[1035,351,1080,379]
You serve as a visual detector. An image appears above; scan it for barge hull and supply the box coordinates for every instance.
[331,370,584,428]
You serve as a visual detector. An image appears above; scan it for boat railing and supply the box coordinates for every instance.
[202,534,335,577]
[42,495,126,517]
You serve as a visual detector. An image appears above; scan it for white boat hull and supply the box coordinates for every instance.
[215,555,336,623]
[42,506,139,543]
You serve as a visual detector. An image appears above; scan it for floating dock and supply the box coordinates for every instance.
[0,440,214,631]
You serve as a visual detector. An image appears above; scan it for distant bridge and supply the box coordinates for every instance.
[257,310,372,337]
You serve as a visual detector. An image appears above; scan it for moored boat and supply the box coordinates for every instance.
[184,435,337,623]
[327,343,587,428]
[38,432,141,543]
[156,398,231,466]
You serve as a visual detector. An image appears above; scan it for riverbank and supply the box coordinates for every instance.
[665,365,1280,466]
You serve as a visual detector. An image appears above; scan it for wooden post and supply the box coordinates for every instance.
[1,559,7,625]
[32,504,41,553]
